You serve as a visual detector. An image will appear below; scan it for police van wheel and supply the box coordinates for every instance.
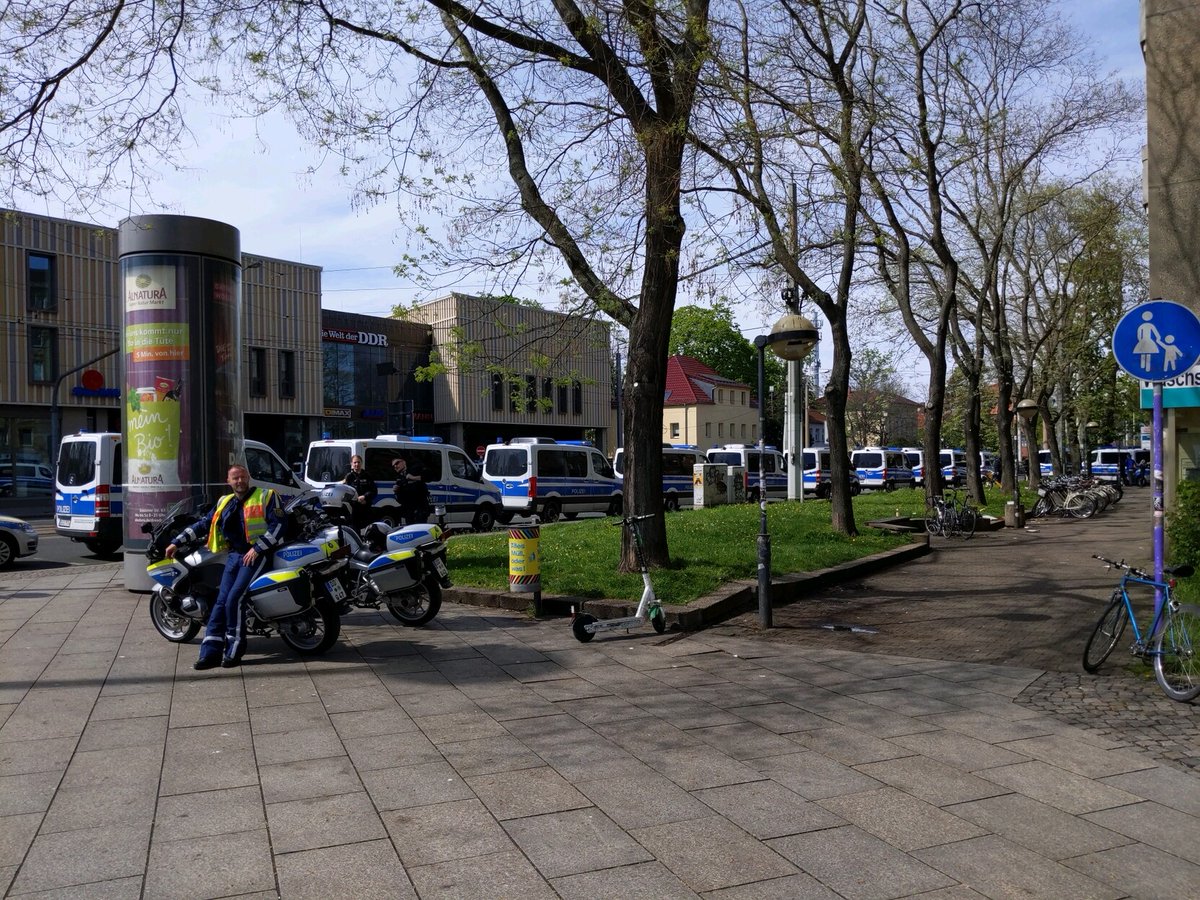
[540,499,562,523]
[472,504,497,532]
[748,489,759,504]
[606,498,622,517]
[85,538,121,558]
[665,494,680,512]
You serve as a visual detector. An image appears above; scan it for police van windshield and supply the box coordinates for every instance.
[485,448,528,477]
[708,452,741,466]
[57,441,96,487]
[307,447,351,483]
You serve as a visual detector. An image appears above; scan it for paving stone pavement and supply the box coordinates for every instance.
[1,497,1198,898]
[712,495,1200,773]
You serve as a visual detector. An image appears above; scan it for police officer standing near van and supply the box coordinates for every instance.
[342,454,377,529]
[392,454,431,525]
[165,464,285,670]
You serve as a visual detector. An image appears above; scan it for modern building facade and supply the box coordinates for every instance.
[1144,0,1200,496]
[406,293,613,453]
[2,210,617,511]
[318,310,433,451]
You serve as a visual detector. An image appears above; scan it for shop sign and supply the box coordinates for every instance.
[321,328,390,347]
[323,407,352,418]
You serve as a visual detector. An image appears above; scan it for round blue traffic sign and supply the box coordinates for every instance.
[1113,300,1200,382]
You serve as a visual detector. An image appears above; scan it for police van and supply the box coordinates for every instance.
[54,432,301,557]
[939,449,970,486]
[612,444,706,511]
[801,447,834,498]
[483,438,622,522]
[1089,448,1134,483]
[902,447,925,486]
[849,447,916,491]
[303,435,504,530]
[706,444,787,501]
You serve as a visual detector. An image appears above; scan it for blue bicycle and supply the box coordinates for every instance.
[1084,555,1200,701]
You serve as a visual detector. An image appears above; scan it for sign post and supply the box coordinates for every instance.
[1112,299,1200,608]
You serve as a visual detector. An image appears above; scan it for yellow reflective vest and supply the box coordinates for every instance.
[206,488,276,553]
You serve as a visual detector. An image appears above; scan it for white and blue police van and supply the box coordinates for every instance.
[1089,448,1135,483]
[849,447,916,491]
[482,437,622,522]
[939,449,970,486]
[613,444,705,511]
[1038,449,1054,476]
[706,444,787,501]
[303,435,504,530]
[802,447,834,498]
[55,432,301,557]
[902,447,925,485]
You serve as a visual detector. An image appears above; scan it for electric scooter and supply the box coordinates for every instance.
[570,513,667,642]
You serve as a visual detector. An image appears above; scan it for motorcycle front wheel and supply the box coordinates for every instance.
[387,576,442,627]
[148,591,201,643]
[277,599,341,655]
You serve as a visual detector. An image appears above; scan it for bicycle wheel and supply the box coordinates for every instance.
[1065,494,1096,519]
[1030,496,1050,519]
[958,506,978,539]
[924,502,944,537]
[1082,592,1129,673]
[1153,603,1200,701]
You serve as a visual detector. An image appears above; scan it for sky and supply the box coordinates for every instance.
[14,0,1145,397]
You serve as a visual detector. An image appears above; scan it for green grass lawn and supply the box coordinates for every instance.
[445,486,1024,604]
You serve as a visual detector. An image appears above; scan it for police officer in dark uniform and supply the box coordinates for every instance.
[342,454,378,529]
[391,454,431,525]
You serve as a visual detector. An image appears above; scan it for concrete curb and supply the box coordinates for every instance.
[442,534,931,631]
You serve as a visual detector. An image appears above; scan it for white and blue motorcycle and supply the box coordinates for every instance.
[142,493,347,656]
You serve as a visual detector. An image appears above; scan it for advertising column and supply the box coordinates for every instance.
[120,215,243,590]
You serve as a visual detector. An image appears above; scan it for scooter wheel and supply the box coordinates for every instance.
[571,614,597,643]
[650,606,666,634]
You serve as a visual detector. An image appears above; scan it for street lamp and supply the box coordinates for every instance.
[755,311,819,628]
[1015,399,1039,484]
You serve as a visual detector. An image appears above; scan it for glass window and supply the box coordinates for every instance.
[718,423,724,437]
[539,449,568,477]
[485,448,527,477]
[249,347,267,397]
[717,389,723,403]
[542,377,553,413]
[572,380,582,415]
[708,452,739,465]
[29,327,56,383]
[448,450,474,480]
[492,373,504,411]
[705,423,711,438]
[591,452,615,479]
[246,445,292,485]
[56,441,97,487]
[509,381,519,413]
[563,451,588,478]
[526,375,537,413]
[278,350,296,399]
[27,253,55,311]
[557,384,568,414]
[669,422,679,438]
[307,446,351,482]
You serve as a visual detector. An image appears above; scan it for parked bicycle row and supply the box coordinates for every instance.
[1028,476,1123,520]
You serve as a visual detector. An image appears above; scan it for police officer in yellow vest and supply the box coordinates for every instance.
[165,464,286,670]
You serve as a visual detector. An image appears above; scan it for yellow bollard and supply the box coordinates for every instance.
[508,524,542,613]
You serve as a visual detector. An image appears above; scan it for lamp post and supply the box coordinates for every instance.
[1007,398,1038,528]
[1015,399,1039,485]
[755,311,819,628]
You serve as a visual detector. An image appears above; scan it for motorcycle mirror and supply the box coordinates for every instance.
[141,521,155,534]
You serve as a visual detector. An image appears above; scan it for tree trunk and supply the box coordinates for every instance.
[825,313,857,536]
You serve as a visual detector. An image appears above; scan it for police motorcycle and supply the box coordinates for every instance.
[317,483,452,627]
[142,492,347,656]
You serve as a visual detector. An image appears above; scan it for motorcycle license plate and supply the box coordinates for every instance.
[432,557,448,578]
[326,579,347,602]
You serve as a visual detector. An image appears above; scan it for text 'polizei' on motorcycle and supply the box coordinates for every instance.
[318,484,452,627]
[142,494,347,656]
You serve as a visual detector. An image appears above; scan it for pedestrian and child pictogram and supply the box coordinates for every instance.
[1113,300,1200,381]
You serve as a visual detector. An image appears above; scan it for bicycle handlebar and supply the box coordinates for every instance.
[1091,554,1194,581]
